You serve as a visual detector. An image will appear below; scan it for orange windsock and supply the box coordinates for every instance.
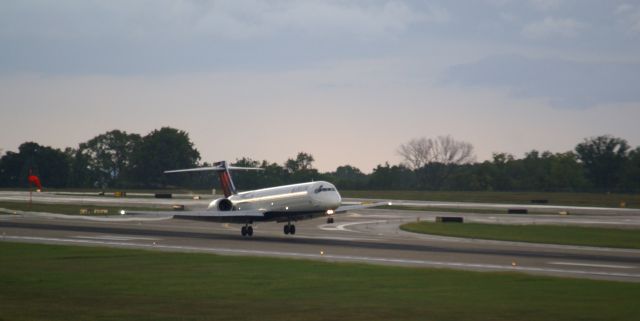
[28,171,42,190]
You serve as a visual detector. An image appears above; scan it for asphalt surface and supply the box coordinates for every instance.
[2,191,640,282]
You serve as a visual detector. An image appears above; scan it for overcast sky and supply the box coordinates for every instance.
[1,0,639,172]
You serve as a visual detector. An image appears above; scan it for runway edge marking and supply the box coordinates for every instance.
[549,261,636,269]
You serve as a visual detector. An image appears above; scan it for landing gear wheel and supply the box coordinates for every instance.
[290,224,296,235]
[327,217,334,224]
[284,224,290,235]
[247,226,253,236]
[241,226,247,236]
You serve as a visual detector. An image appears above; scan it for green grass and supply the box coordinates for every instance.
[0,201,170,215]
[0,242,639,321]
[401,222,640,249]
[342,190,640,208]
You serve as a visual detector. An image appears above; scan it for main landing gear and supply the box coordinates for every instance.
[283,223,296,235]
[241,224,253,237]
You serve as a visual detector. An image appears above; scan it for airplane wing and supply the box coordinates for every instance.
[12,211,174,222]
[334,201,392,213]
[123,209,265,218]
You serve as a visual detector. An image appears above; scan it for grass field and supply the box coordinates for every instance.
[342,190,640,208]
[0,242,639,321]
[0,201,171,215]
[401,222,640,249]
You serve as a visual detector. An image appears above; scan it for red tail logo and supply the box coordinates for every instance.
[217,170,235,197]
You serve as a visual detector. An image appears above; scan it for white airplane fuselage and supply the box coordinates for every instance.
[209,181,341,216]
[162,162,377,235]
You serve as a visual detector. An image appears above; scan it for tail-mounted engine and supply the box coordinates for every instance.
[210,198,233,211]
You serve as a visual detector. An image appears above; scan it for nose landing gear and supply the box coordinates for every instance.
[326,217,334,224]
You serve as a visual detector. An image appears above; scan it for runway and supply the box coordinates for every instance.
[2,191,640,282]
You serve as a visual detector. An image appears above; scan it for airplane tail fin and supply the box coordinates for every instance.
[164,161,263,197]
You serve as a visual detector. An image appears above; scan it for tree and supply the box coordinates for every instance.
[575,135,630,191]
[285,152,315,173]
[620,147,640,192]
[398,135,475,170]
[0,150,22,187]
[546,152,587,191]
[328,165,368,190]
[0,142,70,188]
[368,163,416,190]
[415,162,454,189]
[284,152,319,183]
[64,147,92,188]
[486,152,515,191]
[129,127,200,187]
[231,157,263,190]
[397,137,433,170]
[77,130,141,188]
[398,135,475,189]
[260,160,288,187]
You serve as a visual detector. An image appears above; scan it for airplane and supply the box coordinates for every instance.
[124,161,390,237]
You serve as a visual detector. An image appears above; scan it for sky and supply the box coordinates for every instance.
[1,0,639,172]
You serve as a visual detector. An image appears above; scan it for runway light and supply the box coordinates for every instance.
[512,261,517,267]
[120,210,126,215]
[320,249,325,255]
[388,202,392,206]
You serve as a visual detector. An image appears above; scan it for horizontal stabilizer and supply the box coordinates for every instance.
[164,166,263,174]
[164,161,262,198]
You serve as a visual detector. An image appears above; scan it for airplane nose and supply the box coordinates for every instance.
[312,190,341,209]
[332,191,342,208]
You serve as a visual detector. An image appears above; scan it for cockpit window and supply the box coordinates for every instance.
[314,185,336,193]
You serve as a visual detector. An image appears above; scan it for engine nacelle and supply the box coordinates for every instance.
[209,198,233,211]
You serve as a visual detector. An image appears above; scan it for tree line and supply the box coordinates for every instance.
[1,127,639,192]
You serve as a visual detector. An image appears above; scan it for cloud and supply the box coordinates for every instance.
[442,54,640,109]
[262,1,447,38]
[0,0,448,75]
[483,0,564,10]
[0,1,438,40]
[615,3,640,34]
[528,0,564,11]
[522,17,584,38]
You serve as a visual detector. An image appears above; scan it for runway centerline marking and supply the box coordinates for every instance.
[549,261,635,269]
[74,235,160,241]
[297,235,377,242]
